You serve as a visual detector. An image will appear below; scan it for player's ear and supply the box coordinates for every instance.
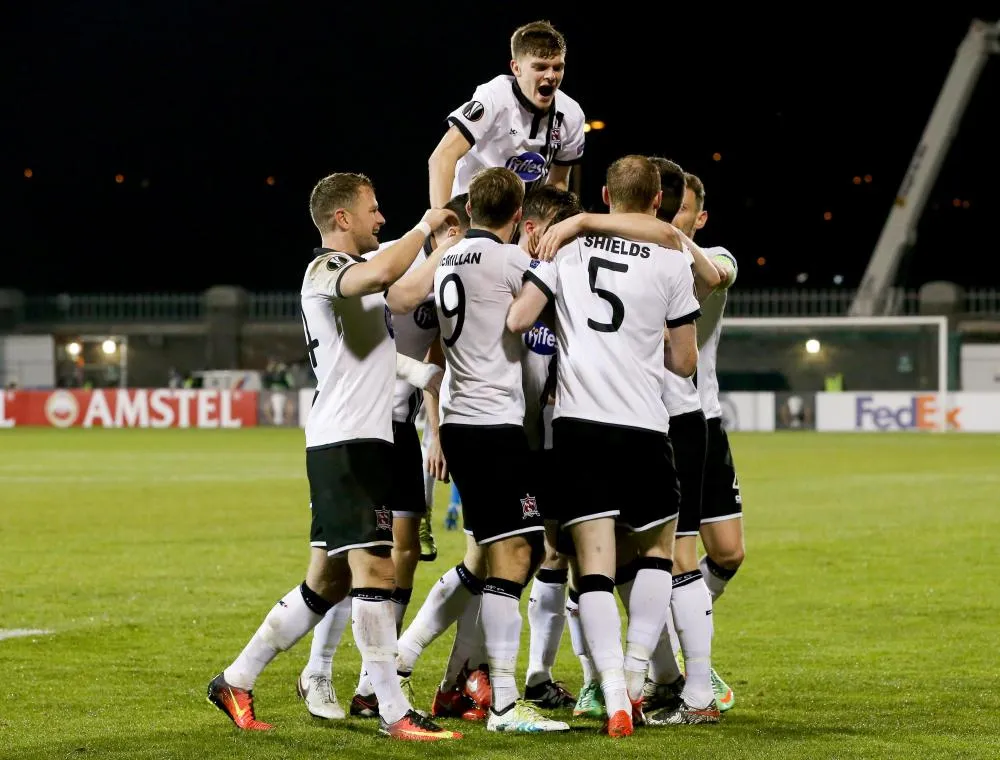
[653,190,662,212]
[513,207,523,225]
[510,58,520,77]
[695,210,708,231]
[465,200,473,220]
[523,219,536,237]
[333,207,350,230]
[601,186,610,208]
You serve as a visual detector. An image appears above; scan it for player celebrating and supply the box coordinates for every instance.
[207,172,461,742]
[434,166,568,734]
[673,172,742,712]
[429,20,585,208]
[299,193,471,721]
[507,155,701,737]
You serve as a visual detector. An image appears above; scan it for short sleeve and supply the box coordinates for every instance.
[523,258,557,302]
[664,260,701,328]
[304,252,358,299]
[554,110,586,166]
[447,83,499,147]
[712,247,738,288]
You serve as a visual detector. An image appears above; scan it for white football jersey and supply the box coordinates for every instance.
[552,233,701,434]
[662,245,701,417]
[447,75,585,196]
[301,248,395,448]
[522,319,557,450]
[377,238,440,424]
[434,229,558,427]
[696,247,738,420]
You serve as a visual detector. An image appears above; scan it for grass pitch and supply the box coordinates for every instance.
[1,428,998,759]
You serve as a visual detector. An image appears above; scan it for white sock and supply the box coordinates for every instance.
[304,596,352,677]
[648,612,683,685]
[699,555,737,601]
[525,570,567,688]
[225,583,323,690]
[672,571,715,708]
[481,578,524,712]
[565,591,596,684]
[578,577,630,717]
[396,564,480,674]
[352,593,409,725]
[623,566,673,702]
[390,587,412,634]
[442,595,483,689]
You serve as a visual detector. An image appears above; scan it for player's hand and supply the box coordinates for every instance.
[426,436,449,482]
[536,214,585,261]
[421,208,460,234]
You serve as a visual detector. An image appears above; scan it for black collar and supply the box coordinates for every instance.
[466,229,504,244]
[422,236,435,256]
[314,246,365,262]
[511,79,550,116]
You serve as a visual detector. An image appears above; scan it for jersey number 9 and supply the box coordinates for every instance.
[438,273,466,347]
[587,257,627,333]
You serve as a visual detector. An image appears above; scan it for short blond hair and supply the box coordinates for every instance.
[468,168,524,228]
[511,20,566,60]
[309,173,373,232]
[606,155,661,213]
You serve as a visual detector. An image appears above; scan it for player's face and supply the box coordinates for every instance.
[511,54,565,110]
[672,188,708,238]
[347,186,385,254]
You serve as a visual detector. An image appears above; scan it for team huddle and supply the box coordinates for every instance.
[207,20,746,741]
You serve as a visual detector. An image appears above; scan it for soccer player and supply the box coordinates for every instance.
[675,172,742,713]
[429,20,585,209]
[433,166,568,733]
[299,194,471,720]
[533,165,732,722]
[207,172,461,742]
[507,155,701,737]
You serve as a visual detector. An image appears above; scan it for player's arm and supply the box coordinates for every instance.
[710,248,738,290]
[335,209,458,299]
[545,163,572,190]
[395,353,443,398]
[535,212,683,261]
[506,256,558,334]
[422,337,449,481]
[429,126,472,209]
[386,234,461,314]
[664,323,698,378]
[663,260,701,378]
[674,229,724,300]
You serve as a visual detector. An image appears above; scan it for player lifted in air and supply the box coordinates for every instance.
[207,172,461,742]
[429,20,585,208]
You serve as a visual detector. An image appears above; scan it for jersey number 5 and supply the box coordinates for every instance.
[587,257,627,333]
[438,273,466,347]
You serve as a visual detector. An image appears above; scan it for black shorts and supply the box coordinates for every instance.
[552,417,681,535]
[533,447,558,523]
[701,417,743,525]
[308,440,395,556]
[390,421,427,518]
[668,410,708,537]
[439,423,545,545]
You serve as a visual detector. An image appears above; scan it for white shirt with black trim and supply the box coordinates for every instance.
[663,244,702,417]
[433,229,558,427]
[548,233,701,435]
[300,247,396,449]
[447,75,585,196]
[695,246,738,420]
[521,319,557,450]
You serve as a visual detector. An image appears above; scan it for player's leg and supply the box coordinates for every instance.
[647,412,711,712]
[697,418,745,712]
[418,411,438,560]
[299,595,352,719]
[208,543,350,730]
[447,424,567,733]
[337,440,459,741]
[555,418,632,737]
[446,481,462,530]
[523,501,575,709]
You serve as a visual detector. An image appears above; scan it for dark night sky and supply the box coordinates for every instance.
[5,4,998,294]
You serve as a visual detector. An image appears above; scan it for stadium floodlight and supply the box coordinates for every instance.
[66,342,82,357]
[722,315,950,431]
[101,339,117,355]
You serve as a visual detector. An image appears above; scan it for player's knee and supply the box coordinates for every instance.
[709,543,744,570]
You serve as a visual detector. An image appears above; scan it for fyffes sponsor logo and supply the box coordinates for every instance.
[505,151,546,181]
[524,321,556,355]
[855,394,961,430]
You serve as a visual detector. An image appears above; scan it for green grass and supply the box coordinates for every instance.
[1,429,998,759]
